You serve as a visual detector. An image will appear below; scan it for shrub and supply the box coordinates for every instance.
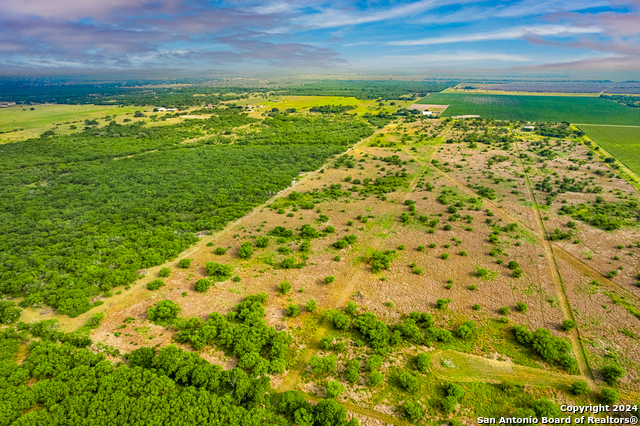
[417,245,425,252]
[146,279,165,291]
[601,365,625,386]
[324,276,335,284]
[0,301,22,324]
[601,388,619,404]
[286,304,300,317]
[436,298,451,309]
[456,321,476,339]
[256,236,269,248]
[415,353,430,372]
[442,396,458,413]
[516,302,528,313]
[472,304,481,311]
[214,247,227,255]
[366,354,383,372]
[399,372,419,392]
[498,307,510,315]
[441,253,449,260]
[148,300,181,323]
[331,312,350,330]
[158,267,171,278]
[368,371,384,386]
[345,360,359,383]
[278,281,292,294]
[306,299,317,312]
[344,302,358,315]
[280,257,296,269]
[443,224,453,231]
[508,261,520,270]
[404,401,424,421]
[561,320,577,331]
[532,399,560,418]
[325,381,345,398]
[194,279,211,293]
[445,382,465,399]
[238,241,254,259]
[571,380,589,395]
[309,355,337,374]
[178,258,192,268]
[206,262,233,280]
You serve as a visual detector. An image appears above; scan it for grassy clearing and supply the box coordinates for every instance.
[578,125,640,176]
[239,95,413,115]
[0,104,143,141]
[430,349,577,389]
[418,93,640,125]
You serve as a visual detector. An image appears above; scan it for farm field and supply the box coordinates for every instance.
[418,92,640,125]
[0,104,143,141]
[2,92,640,425]
[579,125,640,176]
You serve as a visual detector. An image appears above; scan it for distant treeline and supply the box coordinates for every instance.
[280,80,457,100]
[0,83,266,107]
[601,94,640,109]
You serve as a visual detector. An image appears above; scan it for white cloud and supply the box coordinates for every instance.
[388,25,603,46]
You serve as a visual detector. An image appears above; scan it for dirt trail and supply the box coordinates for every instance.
[513,140,595,386]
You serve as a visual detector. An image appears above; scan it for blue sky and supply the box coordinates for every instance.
[1,0,639,76]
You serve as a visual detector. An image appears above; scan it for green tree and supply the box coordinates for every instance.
[148,300,181,323]
[399,372,419,392]
[147,279,165,290]
[325,380,345,398]
[178,258,192,268]
[601,365,625,386]
[278,281,292,294]
[238,241,254,259]
[194,279,211,293]
[158,267,171,278]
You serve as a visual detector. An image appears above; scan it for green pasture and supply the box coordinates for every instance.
[0,104,144,141]
[241,95,413,115]
[430,349,577,389]
[579,125,640,176]
[418,93,640,125]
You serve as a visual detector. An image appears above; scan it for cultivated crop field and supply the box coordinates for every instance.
[418,93,640,125]
[579,125,640,177]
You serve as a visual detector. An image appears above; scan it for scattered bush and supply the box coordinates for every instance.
[146,279,165,291]
[178,258,192,268]
[368,371,384,386]
[206,262,233,280]
[516,302,528,313]
[325,380,345,398]
[158,267,171,278]
[571,380,589,395]
[404,401,424,421]
[286,304,300,317]
[601,365,625,386]
[601,388,619,404]
[366,354,383,372]
[399,372,419,392]
[148,300,181,323]
[561,320,577,331]
[194,279,211,293]
[278,281,292,294]
[214,247,227,255]
[324,276,335,284]
[306,299,318,312]
[498,307,511,315]
[415,353,430,372]
[436,298,451,309]
[238,241,254,259]
[442,395,458,413]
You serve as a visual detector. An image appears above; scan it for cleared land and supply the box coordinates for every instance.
[0,104,142,141]
[579,125,640,176]
[418,93,640,125]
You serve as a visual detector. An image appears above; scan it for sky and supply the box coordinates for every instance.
[1,0,640,77]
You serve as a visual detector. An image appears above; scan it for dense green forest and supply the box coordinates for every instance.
[0,109,374,316]
[280,80,457,100]
[0,294,359,426]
